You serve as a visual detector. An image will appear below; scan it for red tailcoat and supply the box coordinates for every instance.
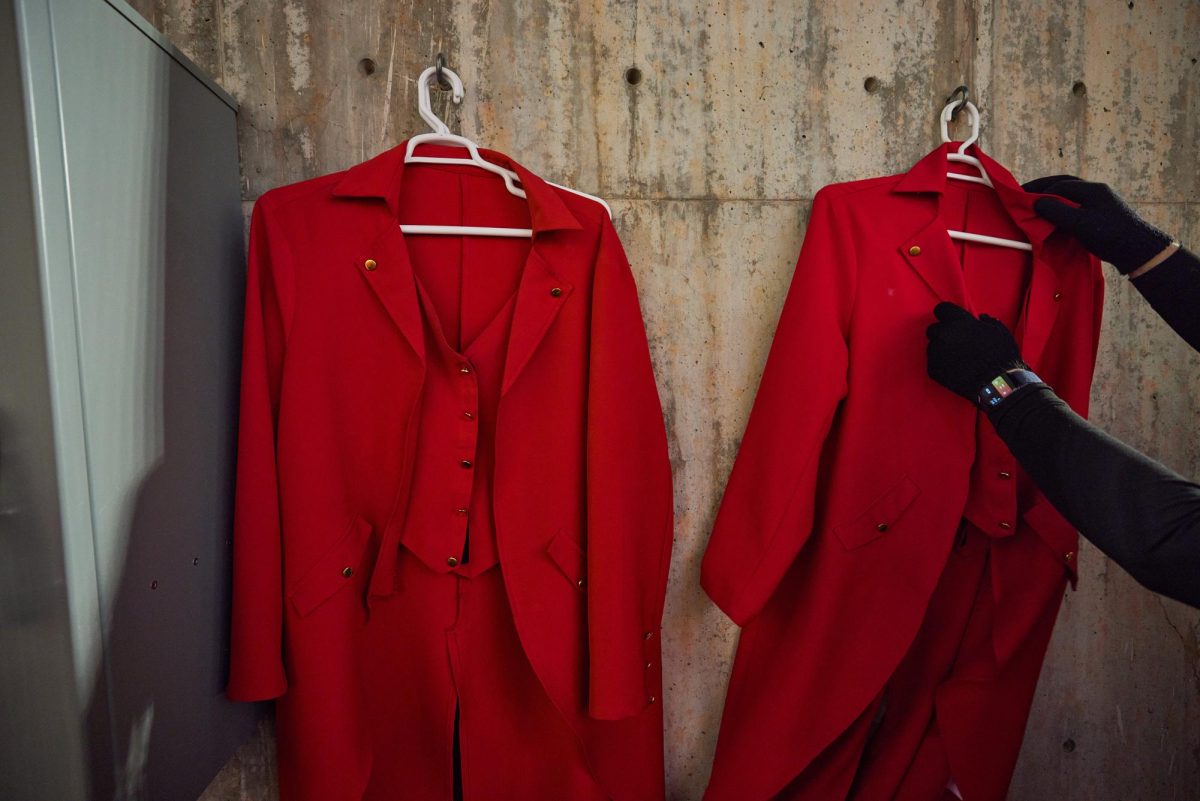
[226,141,673,800]
[701,144,1104,801]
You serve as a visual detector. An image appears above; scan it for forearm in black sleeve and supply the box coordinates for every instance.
[989,385,1200,609]
[1129,246,1200,352]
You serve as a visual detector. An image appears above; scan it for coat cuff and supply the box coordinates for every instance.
[225,666,288,702]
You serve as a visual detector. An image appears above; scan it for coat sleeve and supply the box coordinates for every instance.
[225,194,295,702]
[700,188,857,626]
[585,220,674,721]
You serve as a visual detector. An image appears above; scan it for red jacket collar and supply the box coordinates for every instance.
[893,142,1061,249]
[331,139,583,235]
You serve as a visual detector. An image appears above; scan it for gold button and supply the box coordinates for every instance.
[461,459,473,469]
[447,556,459,567]
[341,566,354,578]
[550,287,563,297]
[455,507,468,515]
[459,364,471,374]
[645,661,652,669]
[998,471,1012,479]
[463,411,474,419]
[576,578,586,588]
[364,259,377,271]
[1053,292,1063,302]
[999,521,1013,530]
[1065,552,1074,562]
[643,631,653,640]
[875,523,889,532]
[908,246,922,256]
[648,696,657,704]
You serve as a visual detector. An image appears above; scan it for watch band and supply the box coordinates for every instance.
[977,368,1044,410]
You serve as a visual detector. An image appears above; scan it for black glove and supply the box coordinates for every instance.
[1022,175,1174,274]
[925,302,1028,403]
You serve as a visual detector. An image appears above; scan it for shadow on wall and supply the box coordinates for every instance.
[81,60,261,801]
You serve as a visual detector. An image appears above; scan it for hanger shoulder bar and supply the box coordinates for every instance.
[545,181,613,219]
[947,229,1033,251]
[947,172,992,187]
[399,224,533,238]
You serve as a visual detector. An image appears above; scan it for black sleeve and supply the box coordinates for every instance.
[989,385,1200,609]
[1129,246,1200,352]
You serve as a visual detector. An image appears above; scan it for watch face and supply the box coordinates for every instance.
[990,375,1015,398]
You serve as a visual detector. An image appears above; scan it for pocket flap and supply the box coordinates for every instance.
[833,475,922,550]
[288,516,374,616]
[546,529,587,589]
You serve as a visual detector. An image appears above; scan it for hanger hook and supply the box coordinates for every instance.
[417,60,464,135]
[939,95,981,154]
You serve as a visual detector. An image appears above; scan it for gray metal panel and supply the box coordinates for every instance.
[0,0,90,796]
[99,0,238,113]
[6,0,256,797]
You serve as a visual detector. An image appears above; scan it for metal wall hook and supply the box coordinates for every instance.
[434,53,452,91]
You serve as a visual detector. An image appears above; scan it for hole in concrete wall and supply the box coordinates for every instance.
[863,76,881,93]
[1072,81,1087,97]
[625,67,643,86]
[359,58,377,76]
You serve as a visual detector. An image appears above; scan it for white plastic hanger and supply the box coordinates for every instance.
[937,92,1032,252]
[400,59,612,238]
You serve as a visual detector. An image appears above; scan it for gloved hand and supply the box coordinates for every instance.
[925,302,1028,403]
[1022,175,1174,274]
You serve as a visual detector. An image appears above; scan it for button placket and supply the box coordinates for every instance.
[455,358,479,522]
[642,629,659,705]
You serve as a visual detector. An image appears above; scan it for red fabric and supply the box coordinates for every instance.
[398,208,520,576]
[226,141,673,800]
[701,143,1104,801]
[773,523,1064,801]
[350,553,607,801]
[949,180,1031,541]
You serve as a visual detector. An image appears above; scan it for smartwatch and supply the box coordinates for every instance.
[977,368,1045,410]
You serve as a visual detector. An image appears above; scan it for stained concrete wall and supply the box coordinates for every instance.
[122,1,1199,798]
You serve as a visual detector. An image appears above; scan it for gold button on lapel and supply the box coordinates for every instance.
[1065,552,1075,562]
[341,566,354,578]
[643,631,653,640]
[998,471,1012,479]
[998,521,1013,530]
[447,556,459,567]
[875,523,889,532]
[908,246,922,256]
[576,578,586,588]
[1053,292,1064,302]
[460,459,473,469]
[550,287,563,297]
[364,259,378,271]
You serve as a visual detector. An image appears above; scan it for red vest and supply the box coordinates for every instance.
[398,268,515,576]
[948,180,1029,541]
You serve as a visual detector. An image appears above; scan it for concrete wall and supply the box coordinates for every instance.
[123,1,1199,798]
